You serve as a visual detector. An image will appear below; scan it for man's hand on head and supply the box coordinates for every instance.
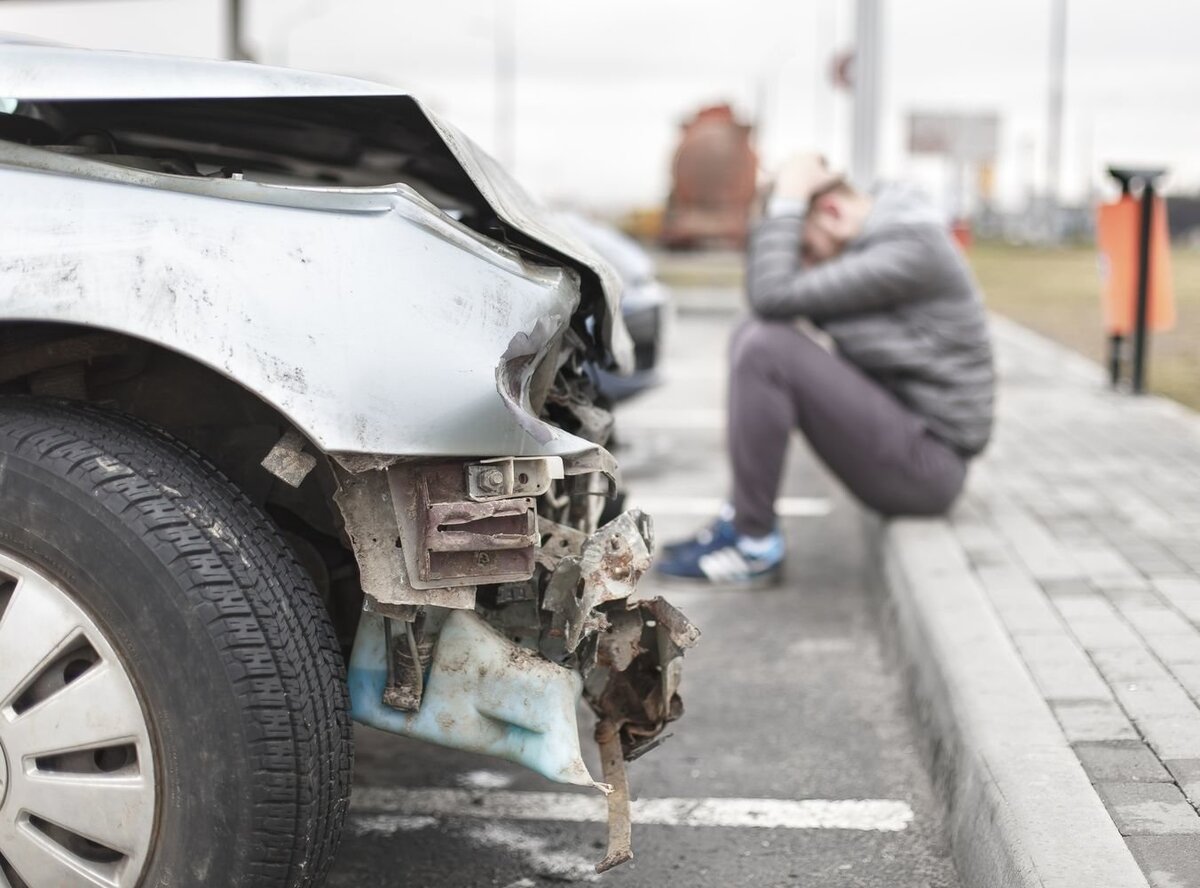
[773,153,840,203]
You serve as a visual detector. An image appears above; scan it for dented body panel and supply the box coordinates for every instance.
[0,143,595,458]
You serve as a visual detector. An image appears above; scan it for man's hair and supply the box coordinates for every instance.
[807,177,855,210]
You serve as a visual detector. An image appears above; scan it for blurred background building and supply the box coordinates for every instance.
[660,104,757,250]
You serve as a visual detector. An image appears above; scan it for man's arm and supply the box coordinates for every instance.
[745,214,940,322]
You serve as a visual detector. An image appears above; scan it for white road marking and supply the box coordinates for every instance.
[463,822,599,883]
[456,769,515,790]
[616,408,725,430]
[786,637,860,656]
[351,813,438,836]
[659,360,730,381]
[351,788,914,832]
[628,495,833,518]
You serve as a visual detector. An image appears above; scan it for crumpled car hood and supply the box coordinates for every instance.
[0,36,633,371]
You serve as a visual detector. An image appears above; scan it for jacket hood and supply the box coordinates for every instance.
[862,181,946,235]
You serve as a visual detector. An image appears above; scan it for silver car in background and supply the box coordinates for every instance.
[562,212,671,402]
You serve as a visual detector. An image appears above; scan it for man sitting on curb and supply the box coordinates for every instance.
[658,153,996,585]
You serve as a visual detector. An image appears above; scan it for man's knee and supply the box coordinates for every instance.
[730,319,812,375]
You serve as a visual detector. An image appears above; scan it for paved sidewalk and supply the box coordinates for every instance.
[890,316,1200,887]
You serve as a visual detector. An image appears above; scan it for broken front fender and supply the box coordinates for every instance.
[0,143,600,461]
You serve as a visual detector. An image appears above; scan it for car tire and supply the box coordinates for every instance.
[0,398,351,888]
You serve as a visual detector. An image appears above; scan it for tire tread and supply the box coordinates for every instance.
[0,399,351,888]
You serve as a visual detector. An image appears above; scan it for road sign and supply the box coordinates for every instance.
[907,112,999,162]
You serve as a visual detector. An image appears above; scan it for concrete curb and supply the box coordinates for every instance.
[876,517,1150,888]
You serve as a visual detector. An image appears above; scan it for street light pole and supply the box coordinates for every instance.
[1045,0,1067,236]
[226,0,250,61]
[850,0,881,186]
[494,0,516,172]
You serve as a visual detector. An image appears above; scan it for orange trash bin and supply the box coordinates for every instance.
[1096,194,1176,336]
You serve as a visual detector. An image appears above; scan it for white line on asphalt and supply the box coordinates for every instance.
[628,495,833,518]
[456,769,514,790]
[616,408,725,430]
[463,822,599,882]
[351,788,914,832]
[351,814,438,836]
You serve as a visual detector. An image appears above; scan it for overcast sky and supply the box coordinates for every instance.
[4,0,1199,214]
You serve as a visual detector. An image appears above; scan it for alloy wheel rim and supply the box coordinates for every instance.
[0,550,156,887]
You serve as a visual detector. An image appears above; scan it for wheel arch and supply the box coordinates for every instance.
[0,320,360,640]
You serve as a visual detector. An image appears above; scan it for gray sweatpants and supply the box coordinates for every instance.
[729,318,967,536]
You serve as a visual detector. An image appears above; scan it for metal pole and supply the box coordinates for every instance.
[1131,178,1156,394]
[1044,0,1067,237]
[850,0,881,186]
[1108,334,1123,388]
[494,0,516,172]
[1108,170,1132,389]
[227,0,244,61]
[814,0,835,159]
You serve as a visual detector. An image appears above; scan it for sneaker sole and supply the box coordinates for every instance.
[653,564,785,591]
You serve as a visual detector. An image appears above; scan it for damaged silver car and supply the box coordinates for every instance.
[0,37,697,888]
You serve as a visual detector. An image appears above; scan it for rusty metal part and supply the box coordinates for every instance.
[543,511,653,656]
[466,456,562,502]
[331,465,477,611]
[494,580,538,603]
[382,615,433,712]
[594,720,633,874]
[261,428,317,488]
[362,599,417,621]
[535,519,588,570]
[560,447,620,497]
[331,452,401,474]
[391,462,539,590]
[584,596,701,759]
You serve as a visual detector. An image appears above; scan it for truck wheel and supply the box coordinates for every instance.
[0,399,351,888]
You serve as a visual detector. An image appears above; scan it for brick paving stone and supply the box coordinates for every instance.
[1075,743,1173,783]
[1103,586,1172,608]
[974,563,1065,635]
[1164,760,1200,810]
[1041,578,1095,599]
[1126,836,1200,887]
[1095,783,1200,835]
[1174,665,1200,700]
[1137,716,1200,761]
[1143,634,1200,668]
[1056,596,1147,650]
[1119,605,1198,637]
[1013,634,1111,701]
[1054,699,1140,743]
[1092,648,1174,684]
[1152,576,1200,625]
[1121,549,1190,577]
[988,505,1081,582]
[1063,541,1147,590]
[1113,680,1200,721]
[950,518,1009,568]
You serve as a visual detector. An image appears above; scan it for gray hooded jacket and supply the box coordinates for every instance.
[745,183,995,455]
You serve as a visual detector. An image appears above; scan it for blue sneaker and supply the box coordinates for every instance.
[659,515,739,561]
[657,521,785,586]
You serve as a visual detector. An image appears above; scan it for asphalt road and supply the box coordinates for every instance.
[328,294,960,888]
